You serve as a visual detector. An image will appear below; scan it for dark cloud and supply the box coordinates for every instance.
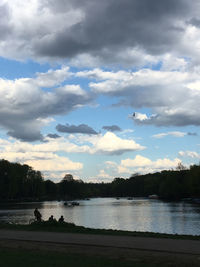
[1,0,199,66]
[7,129,43,142]
[188,17,200,27]
[47,133,61,139]
[134,112,200,127]
[35,0,193,61]
[56,123,98,135]
[0,70,94,142]
[0,3,12,39]
[102,125,122,132]
[187,132,198,136]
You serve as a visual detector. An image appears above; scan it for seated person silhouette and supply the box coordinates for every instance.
[48,215,57,222]
[58,215,64,223]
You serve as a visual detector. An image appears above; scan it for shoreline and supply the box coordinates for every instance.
[0,221,200,240]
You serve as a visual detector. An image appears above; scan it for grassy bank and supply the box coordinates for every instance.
[0,221,200,240]
[0,248,141,267]
[1,244,200,267]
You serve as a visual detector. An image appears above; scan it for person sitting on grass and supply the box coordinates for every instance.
[58,215,64,223]
[48,215,57,222]
[34,208,42,222]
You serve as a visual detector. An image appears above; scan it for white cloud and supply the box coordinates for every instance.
[0,137,84,178]
[179,150,200,158]
[161,54,188,71]
[70,131,144,155]
[105,161,118,168]
[80,67,200,127]
[132,112,148,121]
[34,66,72,87]
[25,156,82,172]
[0,131,145,179]
[97,169,112,179]
[152,131,187,138]
[118,155,180,175]
[0,149,83,176]
[90,132,145,155]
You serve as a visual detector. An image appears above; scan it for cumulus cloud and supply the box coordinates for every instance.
[178,150,200,158]
[0,137,88,159]
[89,132,145,155]
[1,0,200,67]
[118,155,180,175]
[56,123,98,135]
[97,169,112,179]
[25,156,83,172]
[81,67,200,127]
[60,131,144,155]
[102,125,122,132]
[0,66,92,141]
[0,131,144,176]
[0,143,83,177]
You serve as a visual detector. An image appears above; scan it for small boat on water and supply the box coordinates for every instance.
[64,201,80,207]
[148,194,159,199]
[71,201,79,206]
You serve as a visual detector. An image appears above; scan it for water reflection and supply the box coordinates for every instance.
[0,198,200,235]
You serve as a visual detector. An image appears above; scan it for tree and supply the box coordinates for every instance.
[63,174,74,182]
[176,162,187,171]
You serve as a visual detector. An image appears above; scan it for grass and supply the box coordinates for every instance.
[1,246,200,267]
[0,248,143,267]
[2,247,199,267]
[0,221,200,240]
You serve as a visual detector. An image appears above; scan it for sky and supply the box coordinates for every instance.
[0,0,200,182]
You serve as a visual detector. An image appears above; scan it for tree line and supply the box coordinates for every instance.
[0,159,200,201]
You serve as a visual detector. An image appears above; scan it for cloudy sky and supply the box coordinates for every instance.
[0,0,200,182]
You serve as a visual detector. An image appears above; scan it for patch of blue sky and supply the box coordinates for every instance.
[143,60,162,71]
[144,128,199,161]
[51,97,133,132]
[0,57,50,79]
[62,75,92,92]
[77,154,122,179]
[0,129,9,140]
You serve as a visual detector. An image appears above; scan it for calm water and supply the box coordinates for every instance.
[0,198,200,235]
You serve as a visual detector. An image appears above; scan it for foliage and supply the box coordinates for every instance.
[0,159,44,200]
[0,248,136,267]
[0,159,200,201]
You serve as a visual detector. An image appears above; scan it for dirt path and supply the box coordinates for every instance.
[0,230,200,265]
[1,229,200,254]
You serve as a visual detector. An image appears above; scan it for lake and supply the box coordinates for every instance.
[0,197,200,235]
